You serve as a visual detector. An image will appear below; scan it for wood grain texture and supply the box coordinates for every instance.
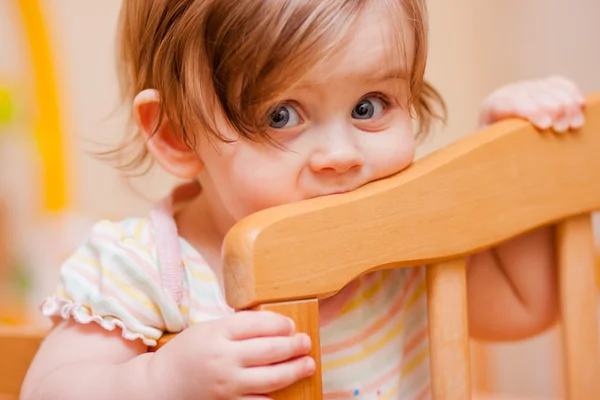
[557,215,600,399]
[427,259,472,400]
[255,299,323,400]
[596,243,600,289]
[223,93,600,309]
[0,326,46,397]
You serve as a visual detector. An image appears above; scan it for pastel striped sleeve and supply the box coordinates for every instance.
[41,219,186,346]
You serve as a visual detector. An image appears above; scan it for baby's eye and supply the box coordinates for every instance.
[351,97,385,120]
[269,105,302,129]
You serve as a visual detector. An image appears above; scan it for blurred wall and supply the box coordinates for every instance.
[40,0,177,219]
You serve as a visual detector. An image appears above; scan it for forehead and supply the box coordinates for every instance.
[302,4,415,85]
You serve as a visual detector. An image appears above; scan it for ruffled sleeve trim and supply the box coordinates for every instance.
[41,296,158,347]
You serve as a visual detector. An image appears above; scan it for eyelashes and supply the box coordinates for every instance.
[266,92,397,131]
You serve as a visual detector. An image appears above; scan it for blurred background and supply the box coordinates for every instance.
[0,0,599,398]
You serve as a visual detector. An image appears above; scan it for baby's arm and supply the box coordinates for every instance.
[467,228,558,340]
[466,76,586,341]
[22,311,314,400]
[21,320,160,399]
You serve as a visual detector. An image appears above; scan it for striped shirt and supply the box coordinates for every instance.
[42,191,431,399]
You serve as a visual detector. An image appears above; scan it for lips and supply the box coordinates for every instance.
[309,179,367,199]
[328,189,350,195]
[310,188,352,199]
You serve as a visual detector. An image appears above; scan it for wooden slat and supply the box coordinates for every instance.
[223,93,600,309]
[470,340,493,394]
[427,259,471,400]
[255,299,322,400]
[596,240,600,289]
[557,214,600,399]
[0,326,46,396]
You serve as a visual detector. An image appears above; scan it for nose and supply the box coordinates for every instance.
[308,127,364,174]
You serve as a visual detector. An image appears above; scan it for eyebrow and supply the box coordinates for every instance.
[296,67,408,89]
[363,68,409,83]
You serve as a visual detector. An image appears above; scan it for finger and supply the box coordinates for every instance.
[517,86,555,130]
[546,75,586,105]
[536,81,584,131]
[530,83,568,132]
[532,82,566,120]
[237,333,311,367]
[494,85,553,130]
[242,396,273,400]
[549,85,585,130]
[225,311,295,341]
[238,356,316,394]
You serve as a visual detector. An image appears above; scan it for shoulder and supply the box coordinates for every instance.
[60,217,166,288]
[44,216,186,345]
[76,218,159,263]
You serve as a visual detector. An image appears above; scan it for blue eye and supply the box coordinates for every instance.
[352,97,384,120]
[269,105,302,129]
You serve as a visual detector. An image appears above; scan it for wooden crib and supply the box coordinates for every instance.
[1,92,600,399]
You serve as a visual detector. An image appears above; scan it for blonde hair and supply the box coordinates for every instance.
[114,0,446,172]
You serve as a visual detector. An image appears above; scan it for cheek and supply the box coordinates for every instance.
[375,136,415,175]
[366,118,416,176]
[215,143,304,218]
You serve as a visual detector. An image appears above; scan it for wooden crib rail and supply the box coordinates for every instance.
[222,92,600,310]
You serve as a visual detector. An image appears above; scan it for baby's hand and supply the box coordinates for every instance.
[152,310,314,400]
[479,75,586,132]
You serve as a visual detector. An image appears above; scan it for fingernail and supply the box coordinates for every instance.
[301,334,312,350]
[571,113,585,128]
[287,318,296,332]
[536,115,553,129]
[305,357,316,374]
[553,119,569,133]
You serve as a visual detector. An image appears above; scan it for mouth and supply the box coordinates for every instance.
[328,189,350,195]
[311,188,353,199]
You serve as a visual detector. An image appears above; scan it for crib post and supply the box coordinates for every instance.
[557,214,600,399]
[0,326,46,397]
[255,298,322,400]
[426,258,472,400]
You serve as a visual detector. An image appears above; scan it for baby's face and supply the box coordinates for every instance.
[197,6,416,223]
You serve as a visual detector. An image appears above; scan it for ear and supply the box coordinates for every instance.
[133,89,203,179]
